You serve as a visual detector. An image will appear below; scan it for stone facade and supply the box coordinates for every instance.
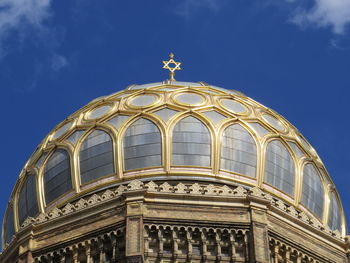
[0,180,349,263]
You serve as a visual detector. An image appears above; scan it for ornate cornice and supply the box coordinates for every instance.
[4,180,342,252]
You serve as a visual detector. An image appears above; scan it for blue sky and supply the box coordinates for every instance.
[1,0,350,247]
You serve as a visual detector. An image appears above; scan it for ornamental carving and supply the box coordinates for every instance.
[14,180,344,250]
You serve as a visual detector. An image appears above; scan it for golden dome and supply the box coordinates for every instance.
[2,81,346,247]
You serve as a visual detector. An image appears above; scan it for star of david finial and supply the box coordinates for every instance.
[162,53,182,81]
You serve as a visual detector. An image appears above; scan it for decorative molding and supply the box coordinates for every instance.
[33,228,125,263]
[17,180,344,244]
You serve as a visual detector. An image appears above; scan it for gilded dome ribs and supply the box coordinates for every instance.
[2,81,346,250]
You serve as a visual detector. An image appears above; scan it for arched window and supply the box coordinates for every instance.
[123,118,162,170]
[4,204,15,246]
[301,163,325,219]
[172,116,211,167]
[221,124,257,177]
[328,191,342,231]
[264,140,295,196]
[18,172,39,225]
[44,149,72,205]
[80,130,114,184]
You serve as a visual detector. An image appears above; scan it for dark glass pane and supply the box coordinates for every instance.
[124,118,161,170]
[301,163,324,219]
[4,205,15,245]
[18,173,39,224]
[221,124,257,177]
[172,116,211,167]
[80,130,114,184]
[44,149,72,204]
[328,191,342,231]
[264,140,295,195]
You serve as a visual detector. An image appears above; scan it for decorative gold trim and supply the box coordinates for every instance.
[217,97,250,116]
[126,92,162,110]
[172,90,207,108]
[3,81,348,247]
[83,102,117,121]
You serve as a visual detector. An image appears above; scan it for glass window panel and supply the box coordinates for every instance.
[124,118,162,170]
[44,149,73,205]
[153,108,178,122]
[4,205,15,246]
[130,95,156,106]
[66,130,85,145]
[328,191,342,231]
[88,105,111,119]
[172,81,201,87]
[221,99,246,114]
[18,173,39,225]
[202,110,226,125]
[115,93,131,98]
[221,124,257,178]
[288,141,304,158]
[200,89,221,95]
[52,122,72,140]
[247,122,270,137]
[35,152,48,168]
[172,116,211,167]
[80,130,114,184]
[107,115,129,130]
[157,87,176,91]
[262,114,284,131]
[175,93,204,105]
[301,163,325,219]
[298,135,313,152]
[264,140,295,196]
[320,169,331,186]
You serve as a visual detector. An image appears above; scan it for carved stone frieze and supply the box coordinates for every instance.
[17,180,344,246]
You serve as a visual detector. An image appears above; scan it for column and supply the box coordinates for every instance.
[215,232,221,261]
[230,232,236,262]
[111,234,117,263]
[86,242,92,263]
[98,238,106,263]
[273,244,279,263]
[72,247,79,263]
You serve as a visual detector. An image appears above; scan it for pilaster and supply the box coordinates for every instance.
[248,196,270,263]
[124,189,146,263]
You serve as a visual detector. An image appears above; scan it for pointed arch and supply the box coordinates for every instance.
[220,123,257,178]
[172,116,211,167]
[79,129,114,184]
[43,149,73,205]
[264,140,295,196]
[123,118,162,171]
[328,191,342,231]
[301,163,325,219]
[18,172,39,225]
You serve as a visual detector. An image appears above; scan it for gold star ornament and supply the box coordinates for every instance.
[162,53,182,81]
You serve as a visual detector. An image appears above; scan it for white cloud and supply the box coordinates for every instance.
[51,54,68,72]
[0,0,52,55]
[0,0,68,92]
[291,0,350,34]
[175,0,350,35]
